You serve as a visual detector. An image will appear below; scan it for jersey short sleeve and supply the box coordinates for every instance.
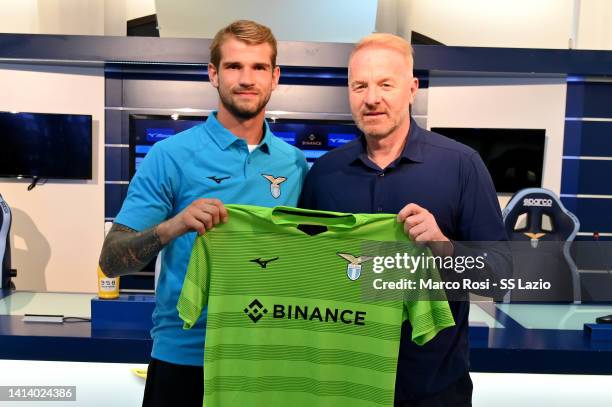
[403,254,455,346]
[177,234,210,329]
[405,300,455,346]
[114,143,175,231]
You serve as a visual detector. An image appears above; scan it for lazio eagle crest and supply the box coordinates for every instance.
[262,174,287,199]
[337,253,374,281]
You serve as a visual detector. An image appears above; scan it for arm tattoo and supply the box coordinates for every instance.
[98,223,164,277]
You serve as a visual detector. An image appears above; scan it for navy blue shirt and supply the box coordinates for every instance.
[299,119,510,402]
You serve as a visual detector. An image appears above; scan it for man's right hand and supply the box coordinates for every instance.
[156,198,228,245]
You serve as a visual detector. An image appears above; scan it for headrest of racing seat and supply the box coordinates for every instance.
[502,188,580,302]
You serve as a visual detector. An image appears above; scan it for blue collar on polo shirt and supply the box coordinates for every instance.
[352,117,424,171]
[204,112,271,154]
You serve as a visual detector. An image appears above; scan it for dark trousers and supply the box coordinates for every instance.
[142,358,203,407]
[142,358,471,407]
[396,372,473,407]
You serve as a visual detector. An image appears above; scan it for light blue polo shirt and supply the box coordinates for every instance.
[114,112,308,366]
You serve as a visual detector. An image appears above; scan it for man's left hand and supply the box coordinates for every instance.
[397,203,453,256]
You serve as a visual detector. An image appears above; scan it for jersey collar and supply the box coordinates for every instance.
[352,117,425,170]
[205,111,272,154]
[270,206,359,230]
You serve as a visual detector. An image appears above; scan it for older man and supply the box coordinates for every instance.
[299,33,510,406]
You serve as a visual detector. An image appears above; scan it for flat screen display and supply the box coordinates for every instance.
[129,114,206,176]
[0,111,92,179]
[268,119,362,168]
[129,115,363,175]
[430,127,546,193]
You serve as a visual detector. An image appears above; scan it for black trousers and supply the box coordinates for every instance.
[142,358,203,407]
[395,372,473,407]
[142,357,471,407]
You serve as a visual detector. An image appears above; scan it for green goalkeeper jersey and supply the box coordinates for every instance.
[178,204,454,407]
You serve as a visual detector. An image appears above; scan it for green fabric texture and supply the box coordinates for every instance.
[178,204,455,407]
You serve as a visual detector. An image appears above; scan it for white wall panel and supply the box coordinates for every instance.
[0,64,105,293]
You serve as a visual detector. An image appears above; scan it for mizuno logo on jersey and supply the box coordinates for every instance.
[262,174,287,199]
[207,176,230,184]
[249,257,279,269]
[337,253,374,281]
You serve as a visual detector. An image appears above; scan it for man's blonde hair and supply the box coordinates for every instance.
[210,20,277,68]
[349,33,414,71]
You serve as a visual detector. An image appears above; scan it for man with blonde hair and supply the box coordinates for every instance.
[100,20,308,407]
[351,32,416,69]
[300,32,511,406]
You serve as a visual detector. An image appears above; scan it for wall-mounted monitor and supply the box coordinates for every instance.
[129,114,206,176]
[0,111,92,180]
[129,114,363,175]
[430,127,546,193]
[268,119,362,168]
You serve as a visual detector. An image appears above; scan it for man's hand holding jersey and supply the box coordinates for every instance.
[397,203,454,257]
[157,198,228,244]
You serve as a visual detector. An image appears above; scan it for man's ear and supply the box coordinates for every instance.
[409,76,419,105]
[271,65,280,91]
[208,62,219,88]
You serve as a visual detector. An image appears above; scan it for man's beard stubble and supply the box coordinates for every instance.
[355,119,398,141]
[354,108,411,140]
[218,87,271,120]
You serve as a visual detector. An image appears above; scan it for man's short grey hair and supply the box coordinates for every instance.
[349,33,414,71]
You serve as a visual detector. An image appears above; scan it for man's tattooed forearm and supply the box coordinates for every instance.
[99,223,164,277]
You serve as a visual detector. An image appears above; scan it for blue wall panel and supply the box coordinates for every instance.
[105,77,123,107]
[566,82,612,119]
[563,121,612,157]
[560,159,612,195]
[561,197,612,232]
[104,183,128,219]
[105,110,124,145]
[560,159,580,195]
[562,80,612,240]
[563,121,582,156]
[104,147,129,182]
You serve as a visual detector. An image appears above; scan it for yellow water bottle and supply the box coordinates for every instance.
[98,266,120,299]
[98,222,120,299]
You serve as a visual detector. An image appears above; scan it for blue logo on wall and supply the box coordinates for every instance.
[146,128,175,142]
[328,133,356,147]
[274,132,297,145]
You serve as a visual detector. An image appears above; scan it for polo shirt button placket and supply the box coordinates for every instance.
[243,148,251,177]
[378,171,385,211]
